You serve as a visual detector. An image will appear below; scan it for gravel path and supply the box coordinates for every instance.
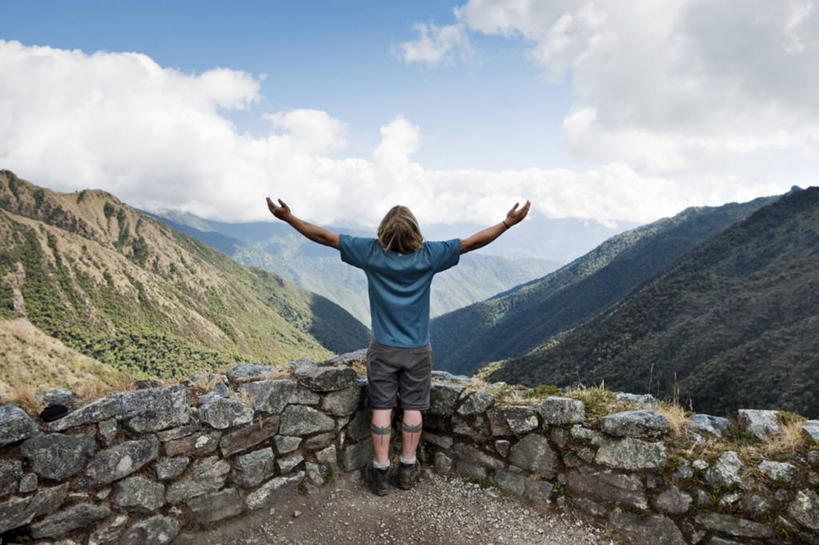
[178,471,621,545]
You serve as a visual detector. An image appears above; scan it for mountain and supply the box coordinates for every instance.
[0,170,370,381]
[149,211,561,326]
[488,187,819,417]
[430,194,780,376]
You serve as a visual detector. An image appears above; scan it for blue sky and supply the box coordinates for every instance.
[1,1,816,226]
[2,1,575,170]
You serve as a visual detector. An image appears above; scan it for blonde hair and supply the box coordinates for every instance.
[377,205,423,253]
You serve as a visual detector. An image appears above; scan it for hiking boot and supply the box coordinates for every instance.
[364,462,390,496]
[397,460,421,490]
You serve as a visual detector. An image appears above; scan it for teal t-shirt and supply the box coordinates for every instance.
[339,234,460,348]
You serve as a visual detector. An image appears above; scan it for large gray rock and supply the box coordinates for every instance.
[788,489,819,531]
[87,512,129,545]
[316,444,338,468]
[758,460,796,483]
[320,385,362,416]
[153,457,190,481]
[0,404,39,446]
[163,430,220,457]
[47,386,190,433]
[294,364,357,392]
[341,440,373,471]
[0,483,69,533]
[536,397,585,425]
[165,456,230,503]
[453,443,505,470]
[508,434,558,478]
[219,415,278,457]
[457,390,495,415]
[801,420,819,441]
[486,406,539,436]
[737,409,780,440]
[83,438,159,487]
[279,405,334,436]
[198,394,254,429]
[274,435,302,454]
[494,470,526,496]
[290,387,321,405]
[694,513,773,538]
[428,383,465,415]
[687,414,730,437]
[187,488,244,523]
[595,437,667,470]
[40,388,77,406]
[564,466,647,510]
[609,512,685,545]
[30,503,111,539]
[324,348,367,365]
[113,476,165,513]
[226,362,271,383]
[614,392,658,409]
[422,431,453,450]
[238,379,296,414]
[346,410,370,441]
[0,459,23,496]
[705,451,744,488]
[654,486,692,514]
[452,416,489,441]
[118,515,180,545]
[232,448,274,488]
[20,433,97,480]
[277,452,304,473]
[246,471,305,510]
[600,410,669,438]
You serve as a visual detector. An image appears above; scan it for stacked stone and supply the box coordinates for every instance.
[1,361,818,545]
[419,381,819,545]
[0,361,369,545]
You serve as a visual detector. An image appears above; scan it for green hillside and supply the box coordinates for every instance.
[0,170,370,381]
[489,187,819,417]
[152,212,559,326]
[430,195,779,376]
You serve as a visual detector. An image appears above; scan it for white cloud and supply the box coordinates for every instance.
[428,1,819,175]
[0,39,790,230]
[399,22,473,66]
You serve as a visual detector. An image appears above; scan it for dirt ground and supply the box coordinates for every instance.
[176,471,620,545]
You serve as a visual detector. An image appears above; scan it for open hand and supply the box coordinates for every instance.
[505,200,531,227]
[266,197,292,221]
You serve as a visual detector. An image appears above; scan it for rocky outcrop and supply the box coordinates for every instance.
[0,357,816,545]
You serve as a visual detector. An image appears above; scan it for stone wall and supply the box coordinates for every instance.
[1,355,817,545]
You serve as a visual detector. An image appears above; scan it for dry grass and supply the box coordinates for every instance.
[267,365,292,380]
[74,372,133,405]
[656,402,690,438]
[232,388,256,407]
[763,420,809,456]
[3,384,44,415]
[190,374,223,394]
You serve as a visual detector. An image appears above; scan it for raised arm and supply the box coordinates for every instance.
[266,197,340,249]
[460,200,530,254]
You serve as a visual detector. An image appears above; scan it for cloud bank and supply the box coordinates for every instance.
[402,0,819,177]
[0,37,797,228]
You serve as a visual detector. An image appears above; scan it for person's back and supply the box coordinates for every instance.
[266,197,530,495]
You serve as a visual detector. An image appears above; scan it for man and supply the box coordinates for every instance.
[266,197,531,495]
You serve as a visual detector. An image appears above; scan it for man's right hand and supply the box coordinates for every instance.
[266,197,292,222]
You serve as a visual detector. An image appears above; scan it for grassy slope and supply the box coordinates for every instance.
[154,213,559,326]
[0,318,129,395]
[430,195,778,375]
[0,170,369,381]
[489,187,819,417]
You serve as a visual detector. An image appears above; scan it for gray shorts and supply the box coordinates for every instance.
[366,341,432,411]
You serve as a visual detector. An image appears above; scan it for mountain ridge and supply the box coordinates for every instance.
[430,194,780,375]
[0,170,370,381]
[489,186,819,417]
